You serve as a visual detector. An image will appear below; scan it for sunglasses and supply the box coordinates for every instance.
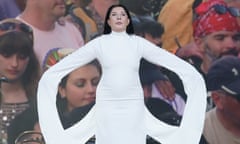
[0,21,33,39]
[212,4,240,17]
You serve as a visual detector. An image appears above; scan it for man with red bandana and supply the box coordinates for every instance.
[192,0,240,74]
[192,1,240,143]
[176,0,240,111]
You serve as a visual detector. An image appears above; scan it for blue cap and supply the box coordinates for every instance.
[207,56,240,97]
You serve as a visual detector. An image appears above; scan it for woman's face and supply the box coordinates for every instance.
[0,53,29,81]
[107,6,129,32]
[59,64,100,112]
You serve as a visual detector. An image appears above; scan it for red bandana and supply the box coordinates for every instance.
[193,0,240,38]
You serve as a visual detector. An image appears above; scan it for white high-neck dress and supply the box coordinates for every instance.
[37,31,207,144]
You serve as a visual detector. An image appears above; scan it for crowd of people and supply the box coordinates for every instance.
[0,0,240,144]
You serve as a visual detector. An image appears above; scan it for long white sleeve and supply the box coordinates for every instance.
[37,38,99,144]
[138,36,207,144]
[37,33,207,144]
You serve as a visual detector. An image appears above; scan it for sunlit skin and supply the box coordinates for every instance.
[21,0,66,30]
[142,85,152,99]
[37,0,66,20]
[195,31,240,73]
[0,54,29,82]
[107,7,129,32]
[34,122,42,133]
[58,64,100,112]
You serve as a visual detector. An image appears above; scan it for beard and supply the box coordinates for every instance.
[219,48,239,57]
[205,43,239,63]
[205,44,218,63]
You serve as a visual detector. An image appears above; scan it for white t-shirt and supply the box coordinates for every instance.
[204,108,240,144]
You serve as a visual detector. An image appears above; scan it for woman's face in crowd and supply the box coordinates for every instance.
[59,64,100,112]
[0,53,29,81]
[107,6,129,32]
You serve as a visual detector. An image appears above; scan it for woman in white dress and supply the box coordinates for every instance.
[37,4,207,144]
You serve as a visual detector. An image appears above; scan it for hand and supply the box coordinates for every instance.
[175,41,203,60]
[154,80,176,100]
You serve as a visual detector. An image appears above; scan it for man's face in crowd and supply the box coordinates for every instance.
[199,30,240,61]
[36,0,66,19]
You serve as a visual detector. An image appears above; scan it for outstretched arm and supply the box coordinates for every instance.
[37,40,98,144]
[138,36,207,144]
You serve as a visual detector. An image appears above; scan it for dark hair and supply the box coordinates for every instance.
[140,18,164,38]
[103,4,134,34]
[58,59,101,88]
[0,32,40,103]
[192,0,203,10]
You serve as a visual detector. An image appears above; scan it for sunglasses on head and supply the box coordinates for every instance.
[212,4,240,17]
[0,21,33,39]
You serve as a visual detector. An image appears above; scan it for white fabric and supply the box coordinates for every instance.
[37,31,207,144]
